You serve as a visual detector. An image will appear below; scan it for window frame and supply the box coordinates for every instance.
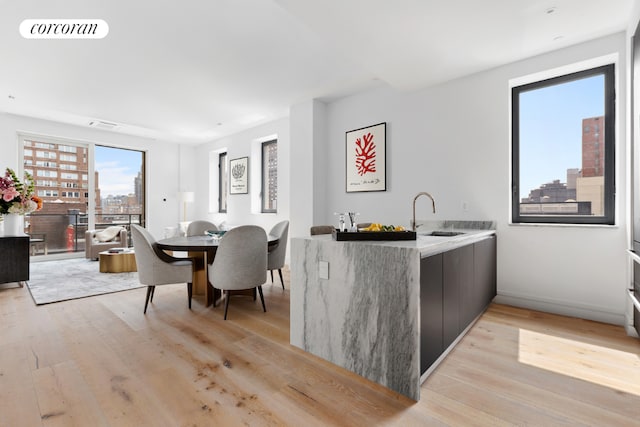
[511,63,616,225]
[218,152,228,213]
[261,139,277,213]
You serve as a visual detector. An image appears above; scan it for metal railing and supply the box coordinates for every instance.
[24,212,143,256]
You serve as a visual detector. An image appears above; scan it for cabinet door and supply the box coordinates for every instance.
[420,254,443,375]
[0,236,29,284]
[473,236,497,319]
[444,245,473,348]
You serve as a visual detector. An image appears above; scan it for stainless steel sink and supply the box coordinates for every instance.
[428,231,465,237]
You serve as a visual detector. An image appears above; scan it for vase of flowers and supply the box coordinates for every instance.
[0,168,43,236]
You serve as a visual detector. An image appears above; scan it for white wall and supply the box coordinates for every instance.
[192,117,290,236]
[308,32,628,325]
[0,113,183,238]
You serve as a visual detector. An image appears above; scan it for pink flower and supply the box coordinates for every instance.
[2,187,19,202]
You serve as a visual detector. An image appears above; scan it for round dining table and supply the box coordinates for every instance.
[156,233,279,307]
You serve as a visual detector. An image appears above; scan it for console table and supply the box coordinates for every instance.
[0,236,29,286]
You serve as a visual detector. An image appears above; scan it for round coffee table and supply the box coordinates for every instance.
[99,249,137,273]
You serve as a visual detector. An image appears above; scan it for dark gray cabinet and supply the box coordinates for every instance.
[443,244,473,348]
[420,254,443,373]
[420,236,497,375]
[473,236,497,321]
[0,236,30,285]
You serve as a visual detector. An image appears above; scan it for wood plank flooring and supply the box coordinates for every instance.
[1,271,639,426]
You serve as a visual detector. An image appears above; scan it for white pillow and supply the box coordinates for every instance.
[95,226,123,242]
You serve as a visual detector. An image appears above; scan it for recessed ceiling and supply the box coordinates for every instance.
[0,0,635,144]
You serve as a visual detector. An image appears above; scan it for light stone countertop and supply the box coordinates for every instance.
[301,228,496,257]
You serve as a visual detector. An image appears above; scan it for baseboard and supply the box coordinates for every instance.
[624,323,639,337]
[494,292,626,326]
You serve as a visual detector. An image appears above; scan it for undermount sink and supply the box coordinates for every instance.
[428,231,465,237]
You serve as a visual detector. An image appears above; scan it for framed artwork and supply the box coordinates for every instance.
[229,157,249,194]
[345,122,386,192]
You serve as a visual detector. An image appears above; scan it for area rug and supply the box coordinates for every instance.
[27,258,143,305]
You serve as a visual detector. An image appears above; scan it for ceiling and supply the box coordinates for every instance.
[0,0,635,144]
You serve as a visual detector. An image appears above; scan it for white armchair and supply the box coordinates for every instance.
[267,220,289,289]
[208,225,267,320]
[85,226,128,260]
[131,224,194,313]
[186,220,218,236]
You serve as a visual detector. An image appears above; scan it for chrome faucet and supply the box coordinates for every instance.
[412,192,436,231]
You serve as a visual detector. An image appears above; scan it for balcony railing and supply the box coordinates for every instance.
[24,212,143,256]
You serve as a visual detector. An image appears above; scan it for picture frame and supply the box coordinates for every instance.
[345,122,386,192]
[229,157,249,194]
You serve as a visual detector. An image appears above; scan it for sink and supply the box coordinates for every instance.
[428,231,465,237]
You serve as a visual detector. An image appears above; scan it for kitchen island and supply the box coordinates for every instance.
[290,224,496,401]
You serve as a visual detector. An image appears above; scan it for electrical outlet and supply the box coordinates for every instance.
[319,261,329,280]
[462,200,469,212]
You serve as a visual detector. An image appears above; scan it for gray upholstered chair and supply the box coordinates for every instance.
[267,220,289,289]
[208,225,267,320]
[186,220,218,236]
[130,224,194,314]
[85,226,128,259]
[310,225,335,235]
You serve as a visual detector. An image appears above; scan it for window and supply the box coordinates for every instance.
[218,152,228,213]
[21,136,146,256]
[37,170,57,178]
[511,64,615,225]
[36,150,57,159]
[36,161,56,167]
[261,139,277,213]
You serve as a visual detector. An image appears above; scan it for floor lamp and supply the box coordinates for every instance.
[179,191,194,235]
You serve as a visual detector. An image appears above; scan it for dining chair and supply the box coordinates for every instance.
[267,220,289,290]
[208,225,267,320]
[186,220,218,236]
[310,225,335,235]
[131,224,194,314]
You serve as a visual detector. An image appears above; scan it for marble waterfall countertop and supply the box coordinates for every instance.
[290,220,495,401]
[307,219,496,258]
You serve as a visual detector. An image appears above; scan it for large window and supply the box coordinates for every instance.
[94,145,145,225]
[511,64,615,225]
[218,152,228,213]
[261,139,277,213]
[21,137,145,256]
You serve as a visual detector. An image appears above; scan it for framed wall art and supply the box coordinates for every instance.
[229,156,249,194]
[345,122,386,192]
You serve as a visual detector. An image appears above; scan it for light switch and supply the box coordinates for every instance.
[319,261,329,280]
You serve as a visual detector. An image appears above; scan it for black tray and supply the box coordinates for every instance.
[332,230,416,241]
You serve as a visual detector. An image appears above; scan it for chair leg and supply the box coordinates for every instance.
[187,282,193,309]
[270,270,274,283]
[223,290,230,320]
[144,286,154,314]
[150,286,156,302]
[257,286,266,312]
[278,269,284,290]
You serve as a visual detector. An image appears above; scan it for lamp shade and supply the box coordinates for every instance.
[179,191,195,203]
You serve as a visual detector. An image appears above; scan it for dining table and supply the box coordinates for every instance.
[156,233,280,307]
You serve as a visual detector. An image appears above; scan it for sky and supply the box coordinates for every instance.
[94,145,142,196]
[518,73,604,197]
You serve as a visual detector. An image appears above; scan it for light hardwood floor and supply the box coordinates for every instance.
[1,270,639,426]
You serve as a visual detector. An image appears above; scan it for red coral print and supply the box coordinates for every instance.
[355,132,376,176]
